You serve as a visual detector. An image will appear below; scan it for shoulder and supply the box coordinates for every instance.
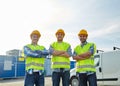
[74,45,80,49]
[87,42,96,46]
[63,42,71,46]
[24,44,31,47]
[38,45,45,49]
[62,42,71,48]
[87,42,96,49]
[50,42,56,46]
[51,42,56,44]
[73,45,80,52]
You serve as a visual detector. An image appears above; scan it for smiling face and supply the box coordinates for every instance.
[31,34,40,45]
[79,34,87,43]
[56,33,64,42]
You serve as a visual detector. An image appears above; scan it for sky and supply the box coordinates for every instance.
[0,0,120,55]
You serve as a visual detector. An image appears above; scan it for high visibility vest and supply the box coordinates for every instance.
[74,43,96,72]
[51,42,71,69]
[25,44,45,71]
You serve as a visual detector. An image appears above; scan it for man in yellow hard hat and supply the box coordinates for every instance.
[49,29,72,86]
[23,30,49,86]
[73,29,97,86]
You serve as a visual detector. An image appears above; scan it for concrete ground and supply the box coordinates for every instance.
[0,77,55,86]
[0,78,114,86]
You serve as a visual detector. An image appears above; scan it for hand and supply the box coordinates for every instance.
[35,50,42,57]
[41,50,49,56]
[73,56,79,60]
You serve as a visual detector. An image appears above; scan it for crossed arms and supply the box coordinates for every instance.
[49,46,72,58]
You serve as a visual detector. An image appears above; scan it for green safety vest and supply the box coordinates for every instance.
[74,43,96,72]
[24,44,45,71]
[51,42,71,69]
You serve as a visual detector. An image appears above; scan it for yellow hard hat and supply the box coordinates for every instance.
[78,29,88,36]
[55,29,65,36]
[30,30,41,38]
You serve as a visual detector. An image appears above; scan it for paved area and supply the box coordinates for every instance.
[0,78,115,86]
[0,77,54,86]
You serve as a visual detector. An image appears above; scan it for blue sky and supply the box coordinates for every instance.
[0,0,120,55]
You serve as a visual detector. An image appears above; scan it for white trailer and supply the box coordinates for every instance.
[70,50,120,86]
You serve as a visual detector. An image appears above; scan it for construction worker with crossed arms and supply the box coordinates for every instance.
[49,29,72,86]
[73,29,97,86]
[23,30,49,86]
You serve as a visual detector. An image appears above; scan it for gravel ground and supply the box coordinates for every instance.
[0,77,55,86]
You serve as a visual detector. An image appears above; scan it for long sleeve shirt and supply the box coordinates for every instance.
[24,46,48,58]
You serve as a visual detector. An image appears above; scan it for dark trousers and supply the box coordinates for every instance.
[78,73,97,86]
[52,70,70,86]
[24,72,44,86]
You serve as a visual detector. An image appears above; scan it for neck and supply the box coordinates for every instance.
[57,40,63,43]
[57,39,63,43]
[31,42,37,45]
[81,41,86,44]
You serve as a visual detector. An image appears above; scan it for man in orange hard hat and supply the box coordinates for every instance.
[23,30,49,86]
[73,29,97,86]
[49,29,72,86]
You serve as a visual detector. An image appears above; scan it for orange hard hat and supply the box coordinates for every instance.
[55,29,65,36]
[78,29,88,36]
[30,30,41,38]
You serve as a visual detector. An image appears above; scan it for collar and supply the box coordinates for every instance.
[80,41,87,47]
[31,43,38,46]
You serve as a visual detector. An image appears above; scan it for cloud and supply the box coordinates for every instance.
[90,22,120,39]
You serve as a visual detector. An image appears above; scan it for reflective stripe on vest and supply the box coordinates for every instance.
[26,62,44,67]
[53,62,70,65]
[77,65,95,69]
[51,42,70,69]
